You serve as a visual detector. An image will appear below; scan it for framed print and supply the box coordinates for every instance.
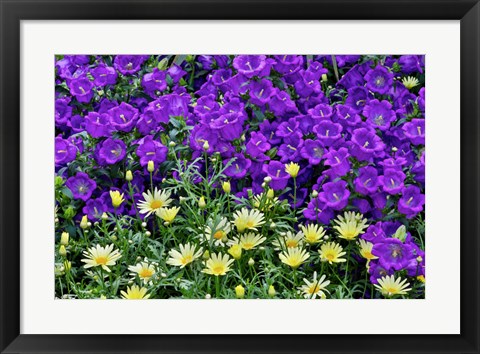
[0,0,479,353]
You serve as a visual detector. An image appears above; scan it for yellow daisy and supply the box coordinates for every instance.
[358,239,378,268]
[157,206,180,223]
[109,190,125,208]
[137,187,172,217]
[128,261,156,283]
[121,285,150,299]
[167,243,203,268]
[318,242,346,264]
[401,76,420,90]
[204,216,232,245]
[300,224,326,244]
[273,230,304,250]
[252,193,279,211]
[298,271,331,299]
[232,207,265,233]
[285,162,300,178]
[279,247,310,269]
[81,244,122,272]
[333,211,368,241]
[231,232,266,250]
[202,252,234,276]
[374,275,412,297]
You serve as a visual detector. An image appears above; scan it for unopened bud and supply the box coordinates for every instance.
[59,245,67,257]
[202,250,210,260]
[80,215,88,229]
[169,141,176,147]
[60,232,69,245]
[248,258,255,266]
[235,285,245,299]
[228,244,242,260]
[125,170,133,181]
[147,160,155,172]
[268,285,276,297]
[198,196,206,209]
[267,189,275,200]
[203,140,210,151]
[312,190,319,198]
[222,181,231,194]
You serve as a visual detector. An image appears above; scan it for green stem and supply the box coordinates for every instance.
[293,177,297,212]
[215,276,220,298]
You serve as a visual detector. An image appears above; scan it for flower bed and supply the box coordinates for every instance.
[55,54,425,299]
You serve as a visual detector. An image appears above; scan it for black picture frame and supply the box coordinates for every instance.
[1,0,479,353]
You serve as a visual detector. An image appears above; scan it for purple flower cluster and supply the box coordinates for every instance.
[55,54,425,283]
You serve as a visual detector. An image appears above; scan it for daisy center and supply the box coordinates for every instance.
[286,240,298,248]
[213,265,225,274]
[151,200,163,209]
[181,255,193,265]
[213,230,225,240]
[139,269,153,278]
[95,256,108,265]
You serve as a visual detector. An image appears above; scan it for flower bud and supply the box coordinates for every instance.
[392,147,398,152]
[63,206,75,220]
[416,256,423,262]
[64,260,71,271]
[205,294,211,299]
[169,141,176,147]
[60,232,69,245]
[80,215,88,229]
[147,160,155,172]
[266,188,274,200]
[87,222,92,227]
[110,190,125,208]
[125,170,133,181]
[228,244,242,260]
[59,245,67,257]
[235,285,245,299]
[321,73,328,82]
[222,181,231,194]
[110,235,117,241]
[145,231,151,237]
[269,222,276,230]
[202,140,210,151]
[161,272,167,278]
[128,240,133,244]
[261,182,266,188]
[141,222,147,228]
[263,176,272,184]
[101,212,108,220]
[202,250,210,260]
[248,258,255,266]
[268,285,276,297]
[312,190,319,198]
[198,196,206,209]
[54,176,64,188]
